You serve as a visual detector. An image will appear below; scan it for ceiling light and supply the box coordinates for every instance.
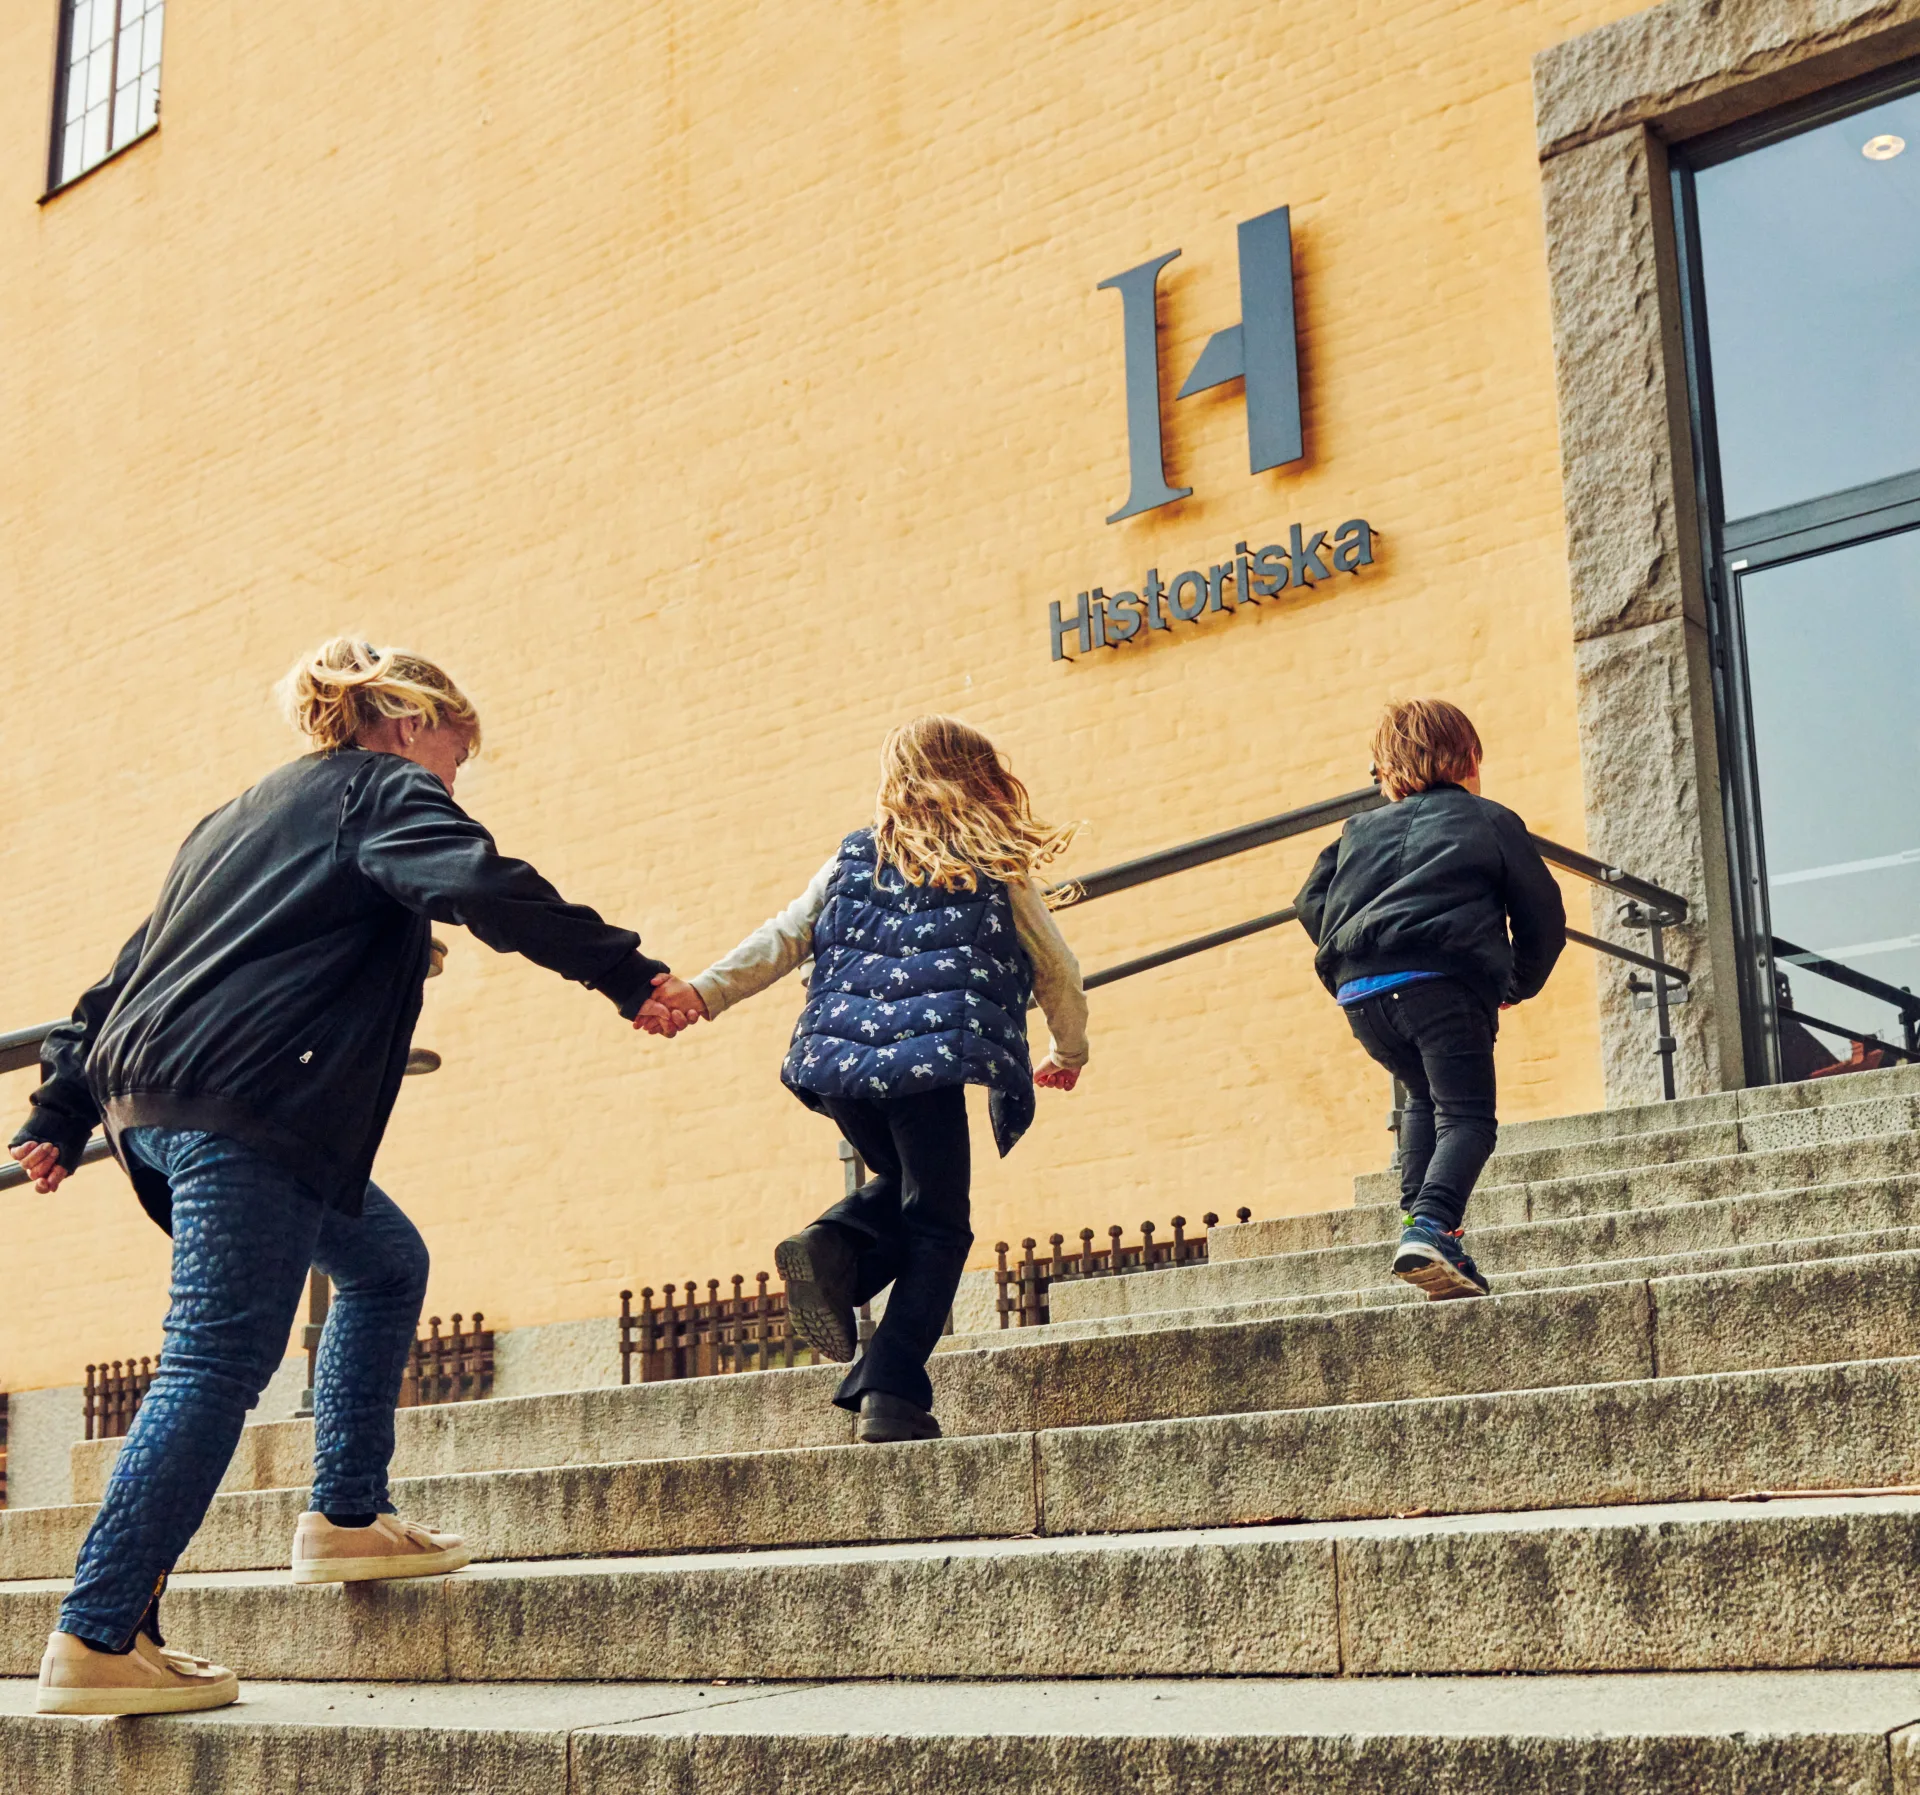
[1863,133,1906,160]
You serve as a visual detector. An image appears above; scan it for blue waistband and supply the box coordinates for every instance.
[1335,970,1446,1006]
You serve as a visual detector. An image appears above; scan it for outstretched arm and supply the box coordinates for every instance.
[8,918,150,1192]
[1012,879,1088,1091]
[348,758,669,1016]
[640,855,839,1038]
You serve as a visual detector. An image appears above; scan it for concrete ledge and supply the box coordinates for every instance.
[68,1282,1657,1501]
[1340,1497,1920,1674]
[50,1244,1918,1538]
[18,1350,1920,1582]
[1041,1356,1920,1534]
[1051,1181,1920,1321]
[1467,1050,1920,1156]
[9,1497,1920,1682]
[1369,1131,1920,1223]
[8,1671,1917,1795]
[1346,1093,1920,1208]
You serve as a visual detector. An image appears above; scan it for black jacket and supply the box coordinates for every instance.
[1294,784,1566,1014]
[12,749,668,1228]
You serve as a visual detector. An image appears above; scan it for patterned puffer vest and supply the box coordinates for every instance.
[782,829,1036,1156]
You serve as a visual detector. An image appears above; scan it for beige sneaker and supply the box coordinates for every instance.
[36,1628,238,1716]
[290,1512,472,1584]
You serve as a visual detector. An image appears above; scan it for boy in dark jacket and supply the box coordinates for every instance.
[1296,699,1566,1298]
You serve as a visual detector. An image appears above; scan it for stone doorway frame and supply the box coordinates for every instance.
[1534,0,1920,1104]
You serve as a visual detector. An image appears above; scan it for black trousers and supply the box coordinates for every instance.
[813,1083,972,1414]
[1342,978,1498,1233]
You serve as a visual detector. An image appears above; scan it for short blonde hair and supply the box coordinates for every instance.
[1371,698,1482,799]
[280,638,482,754]
[872,716,1078,899]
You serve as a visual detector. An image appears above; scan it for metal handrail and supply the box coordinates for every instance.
[1778,1005,1920,1067]
[0,1137,112,1191]
[0,1025,56,1079]
[1051,786,1387,907]
[1054,784,1694,1099]
[1774,933,1920,1045]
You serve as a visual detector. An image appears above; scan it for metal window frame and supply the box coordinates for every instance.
[41,0,159,202]
[1672,57,1920,1084]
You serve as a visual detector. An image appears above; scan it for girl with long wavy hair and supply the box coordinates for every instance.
[639,716,1088,1442]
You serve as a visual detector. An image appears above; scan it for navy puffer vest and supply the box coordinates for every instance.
[783,829,1036,1155]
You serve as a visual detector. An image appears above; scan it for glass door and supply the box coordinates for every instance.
[1678,61,1920,1082]
[1729,527,1920,1077]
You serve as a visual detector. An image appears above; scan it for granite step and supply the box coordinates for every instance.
[9,1353,1920,1582]
[1028,1219,1920,1336]
[5,1494,1919,1681]
[1482,1058,1920,1156]
[10,1669,1920,1795]
[1048,1179,1920,1321]
[1349,1089,1920,1205]
[67,1248,1920,1504]
[1210,1130,1920,1273]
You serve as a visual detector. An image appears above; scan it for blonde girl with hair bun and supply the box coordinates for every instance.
[11,635,681,1719]
[281,638,484,745]
[640,715,1089,1444]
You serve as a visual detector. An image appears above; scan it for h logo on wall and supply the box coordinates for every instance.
[1099,204,1301,522]
[1046,201,1373,660]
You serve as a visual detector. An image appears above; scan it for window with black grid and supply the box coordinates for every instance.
[50,0,164,192]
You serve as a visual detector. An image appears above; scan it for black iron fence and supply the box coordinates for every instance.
[84,1357,156,1441]
[399,1314,494,1408]
[994,1209,1254,1328]
[619,1279,824,1383]
[83,1311,492,1441]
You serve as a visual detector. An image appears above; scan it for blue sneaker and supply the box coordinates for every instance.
[1392,1218,1490,1300]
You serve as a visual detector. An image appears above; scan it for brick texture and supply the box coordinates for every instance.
[0,0,1647,1391]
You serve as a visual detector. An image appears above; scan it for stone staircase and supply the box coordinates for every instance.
[8,1065,1920,1789]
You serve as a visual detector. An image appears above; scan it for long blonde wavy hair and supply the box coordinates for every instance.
[871,716,1078,901]
[279,638,483,753]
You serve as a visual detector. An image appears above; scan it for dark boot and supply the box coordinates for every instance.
[856,1391,941,1444]
[774,1224,861,1364]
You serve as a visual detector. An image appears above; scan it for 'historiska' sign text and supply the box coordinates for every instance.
[1050,518,1376,661]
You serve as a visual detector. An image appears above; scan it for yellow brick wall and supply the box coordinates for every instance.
[0,0,1648,1391]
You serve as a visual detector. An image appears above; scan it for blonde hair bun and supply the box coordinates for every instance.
[280,638,482,754]
[873,716,1078,898]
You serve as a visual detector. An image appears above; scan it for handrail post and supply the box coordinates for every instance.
[1621,900,1680,1102]
[1649,915,1677,1103]
[1388,1077,1407,1171]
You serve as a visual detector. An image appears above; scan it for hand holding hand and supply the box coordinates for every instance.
[9,1140,68,1193]
[1034,1058,1080,1092]
[635,973,709,1039]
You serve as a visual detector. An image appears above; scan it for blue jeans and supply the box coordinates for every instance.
[59,1128,429,1648]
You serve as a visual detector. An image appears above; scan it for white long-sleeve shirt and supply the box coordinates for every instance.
[689,855,1090,1070]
